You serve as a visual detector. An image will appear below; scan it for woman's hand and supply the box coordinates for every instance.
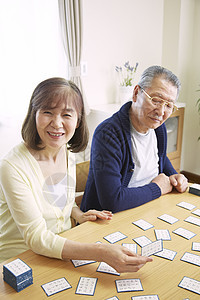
[101,243,153,273]
[78,209,113,224]
[71,207,112,225]
[62,240,153,273]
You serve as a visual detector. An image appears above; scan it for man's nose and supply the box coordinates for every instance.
[157,102,165,115]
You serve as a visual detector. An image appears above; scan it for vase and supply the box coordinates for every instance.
[118,86,133,104]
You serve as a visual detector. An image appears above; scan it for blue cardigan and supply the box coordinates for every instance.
[81,101,177,213]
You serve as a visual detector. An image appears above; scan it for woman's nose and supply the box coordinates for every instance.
[51,115,63,128]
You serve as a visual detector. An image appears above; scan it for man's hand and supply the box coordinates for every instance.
[169,174,188,193]
[151,173,173,195]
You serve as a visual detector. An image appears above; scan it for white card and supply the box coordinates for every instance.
[178,276,200,295]
[176,201,196,211]
[154,229,171,240]
[192,208,200,217]
[41,277,71,297]
[158,213,179,224]
[173,227,196,240]
[131,296,159,300]
[181,252,200,266]
[133,236,152,247]
[103,231,127,244]
[115,279,143,292]
[154,248,177,261]
[122,243,137,253]
[192,242,200,251]
[141,240,163,257]
[184,215,200,226]
[75,277,97,296]
[71,259,96,267]
[106,297,119,300]
[4,258,31,276]
[132,219,154,231]
[97,262,120,276]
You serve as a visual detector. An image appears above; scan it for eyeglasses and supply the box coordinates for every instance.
[140,87,178,113]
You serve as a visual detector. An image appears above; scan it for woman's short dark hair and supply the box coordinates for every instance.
[21,77,89,153]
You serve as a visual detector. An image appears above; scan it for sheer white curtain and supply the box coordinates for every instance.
[58,0,90,114]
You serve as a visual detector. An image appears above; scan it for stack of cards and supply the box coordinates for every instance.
[189,183,200,197]
[3,258,33,292]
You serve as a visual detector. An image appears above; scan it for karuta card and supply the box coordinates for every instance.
[141,240,163,257]
[133,236,152,247]
[122,243,137,253]
[132,219,154,231]
[103,231,127,244]
[115,279,143,293]
[106,297,119,300]
[41,277,71,297]
[3,258,32,277]
[176,201,196,211]
[96,262,120,276]
[157,213,179,224]
[181,252,200,266]
[154,248,177,261]
[178,276,200,295]
[71,259,96,267]
[131,296,159,300]
[184,215,200,227]
[75,277,97,296]
[154,229,171,240]
[192,208,200,217]
[172,227,196,240]
[192,242,200,251]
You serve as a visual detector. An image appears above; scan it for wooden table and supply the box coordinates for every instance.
[1,189,200,299]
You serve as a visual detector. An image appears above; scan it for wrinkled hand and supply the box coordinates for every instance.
[102,244,153,273]
[79,210,113,224]
[169,174,188,193]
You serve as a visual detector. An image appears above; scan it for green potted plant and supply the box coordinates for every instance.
[115,61,138,104]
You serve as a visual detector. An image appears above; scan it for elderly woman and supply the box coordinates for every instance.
[0,78,152,272]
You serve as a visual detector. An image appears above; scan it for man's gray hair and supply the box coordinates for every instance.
[138,65,181,99]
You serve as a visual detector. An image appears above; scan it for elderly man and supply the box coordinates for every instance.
[81,65,188,213]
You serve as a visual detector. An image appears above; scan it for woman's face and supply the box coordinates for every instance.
[35,98,79,152]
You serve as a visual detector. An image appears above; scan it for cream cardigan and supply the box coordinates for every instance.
[0,143,77,263]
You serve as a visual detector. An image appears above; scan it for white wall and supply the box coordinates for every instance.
[81,0,164,106]
[180,0,200,175]
[161,0,200,175]
[0,0,67,157]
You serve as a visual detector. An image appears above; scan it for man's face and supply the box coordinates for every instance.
[130,76,178,133]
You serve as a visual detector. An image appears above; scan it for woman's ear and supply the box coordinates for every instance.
[132,85,140,103]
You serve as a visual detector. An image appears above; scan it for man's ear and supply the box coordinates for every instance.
[132,85,140,103]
